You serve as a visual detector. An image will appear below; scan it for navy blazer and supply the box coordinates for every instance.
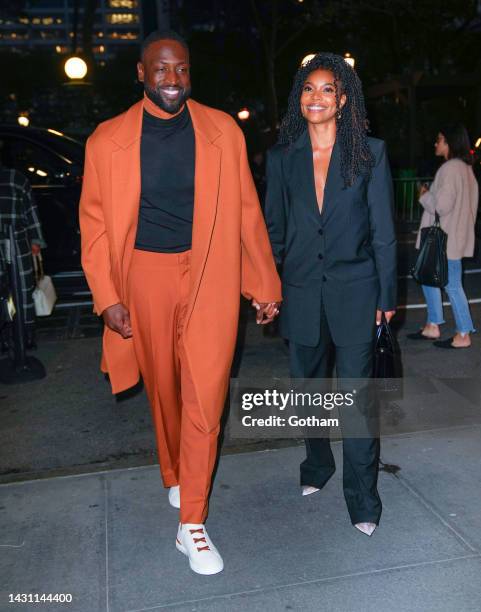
[265,130,397,347]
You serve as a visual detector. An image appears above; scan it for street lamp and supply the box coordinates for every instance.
[237,108,250,121]
[344,53,355,68]
[64,56,88,80]
[17,115,29,127]
[301,53,316,66]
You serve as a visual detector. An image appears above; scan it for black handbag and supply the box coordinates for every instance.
[374,315,396,381]
[411,212,448,287]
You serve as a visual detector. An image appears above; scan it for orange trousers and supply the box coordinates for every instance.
[128,249,220,523]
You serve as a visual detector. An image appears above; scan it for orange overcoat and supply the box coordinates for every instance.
[79,98,281,422]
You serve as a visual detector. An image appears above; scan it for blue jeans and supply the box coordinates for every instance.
[422,259,475,334]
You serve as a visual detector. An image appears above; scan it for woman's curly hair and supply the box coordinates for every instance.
[279,52,374,187]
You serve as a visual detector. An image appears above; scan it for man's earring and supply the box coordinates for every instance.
[337,110,342,120]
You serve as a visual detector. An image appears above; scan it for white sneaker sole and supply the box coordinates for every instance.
[175,538,224,575]
[168,488,180,509]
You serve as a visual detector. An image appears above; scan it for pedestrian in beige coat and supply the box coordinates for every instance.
[408,123,478,348]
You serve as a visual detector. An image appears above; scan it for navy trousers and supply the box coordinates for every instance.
[289,299,382,525]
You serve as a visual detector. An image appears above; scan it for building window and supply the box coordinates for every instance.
[106,13,139,25]
[109,0,137,7]
[109,31,138,40]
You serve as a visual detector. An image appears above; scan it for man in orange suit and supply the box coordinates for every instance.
[79,30,281,575]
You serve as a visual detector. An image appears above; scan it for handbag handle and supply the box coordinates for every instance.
[32,253,44,281]
[376,312,395,344]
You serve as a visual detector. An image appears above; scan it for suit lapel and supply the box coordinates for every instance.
[321,138,342,223]
[184,100,222,322]
[292,133,321,225]
[292,130,343,224]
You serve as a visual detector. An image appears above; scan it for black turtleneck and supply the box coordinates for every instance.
[135,104,195,253]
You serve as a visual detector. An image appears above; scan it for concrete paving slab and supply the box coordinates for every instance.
[164,555,481,612]
[0,475,106,612]
[380,425,481,550]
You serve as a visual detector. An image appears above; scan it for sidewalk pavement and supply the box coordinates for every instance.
[1,425,481,611]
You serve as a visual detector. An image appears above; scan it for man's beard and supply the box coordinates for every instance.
[144,83,191,115]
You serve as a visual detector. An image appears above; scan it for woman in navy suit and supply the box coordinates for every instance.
[265,53,397,536]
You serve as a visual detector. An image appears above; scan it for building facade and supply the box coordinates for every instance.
[0,0,143,62]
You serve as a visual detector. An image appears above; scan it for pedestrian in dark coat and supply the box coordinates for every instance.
[0,167,46,346]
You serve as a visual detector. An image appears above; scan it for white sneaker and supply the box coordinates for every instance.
[168,486,180,509]
[176,523,224,575]
[355,522,377,536]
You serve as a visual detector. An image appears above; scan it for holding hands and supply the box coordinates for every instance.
[252,300,281,324]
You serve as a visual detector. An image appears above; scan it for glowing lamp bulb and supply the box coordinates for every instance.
[237,108,250,121]
[64,56,88,80]
[344,53,355,68]
[301,54,316,66]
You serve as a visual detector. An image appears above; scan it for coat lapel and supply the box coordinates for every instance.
[184,99,222,322]
[110,101,143,300]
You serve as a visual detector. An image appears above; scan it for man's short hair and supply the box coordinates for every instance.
[140,30,189,61]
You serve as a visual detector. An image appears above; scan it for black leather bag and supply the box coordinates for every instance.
[374,315,397,383]
[411,213,448,287]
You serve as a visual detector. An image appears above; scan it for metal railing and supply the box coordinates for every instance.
[393,177,433,222]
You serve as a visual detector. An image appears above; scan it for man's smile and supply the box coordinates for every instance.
[161,87,182,99]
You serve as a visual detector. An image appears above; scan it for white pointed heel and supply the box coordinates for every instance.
[301,485,321,496]
[355,522,377,536]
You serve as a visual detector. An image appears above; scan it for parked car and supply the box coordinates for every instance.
[0,125,88,298]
